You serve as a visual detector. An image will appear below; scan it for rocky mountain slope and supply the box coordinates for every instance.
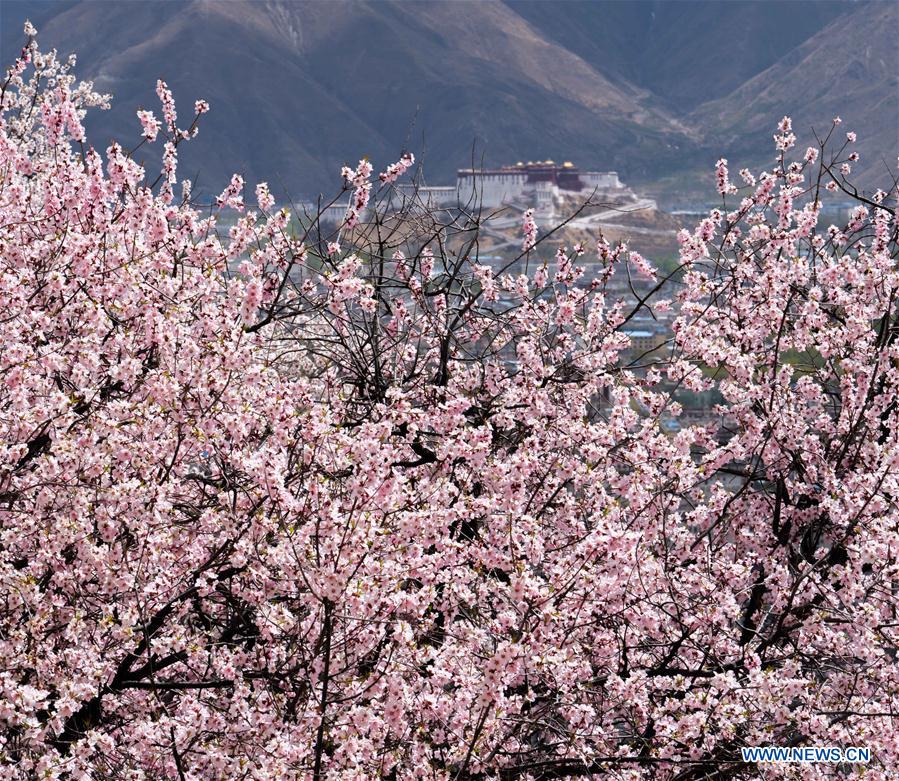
[690,1,898,191]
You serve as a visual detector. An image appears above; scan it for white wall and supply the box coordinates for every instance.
[456,173,527,208]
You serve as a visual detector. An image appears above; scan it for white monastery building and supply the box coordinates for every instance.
[321,161,630,224]
[393,160,626,213]
[455,161,623,208]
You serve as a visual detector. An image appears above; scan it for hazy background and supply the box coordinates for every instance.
[2,0,896,207]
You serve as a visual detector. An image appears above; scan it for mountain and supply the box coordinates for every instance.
[504,0,852,112]
[690,1,898,191]
[0,0,895,203]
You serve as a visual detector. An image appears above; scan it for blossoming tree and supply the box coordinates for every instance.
[1,27,897,781]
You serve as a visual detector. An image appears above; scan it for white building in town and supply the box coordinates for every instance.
[456,161,624,211]
[391,160,626,214]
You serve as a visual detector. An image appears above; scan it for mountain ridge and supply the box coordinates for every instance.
[1,0,895,203]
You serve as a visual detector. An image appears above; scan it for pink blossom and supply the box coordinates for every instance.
[473,263,497,301]
[216,173,245,210]
[739,168,756,186]
[342,158,373,229]
[379,151,414,183]
[774,115,796,151]
[521,208,537,251]
[715,158,737,195]
[255,181,274,211]
[629,250,657,280]
[155,79,177,129]
[136,109,160,141]
[162,141,177,183]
